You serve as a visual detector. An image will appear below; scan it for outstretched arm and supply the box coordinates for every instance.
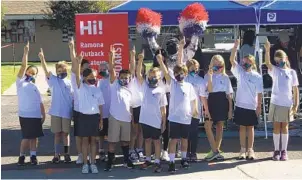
[17,42,29,79]
[69,37,77,73]
[109,45,116,84]
[38,48,50,78]
[264,39,272,70]
[177,38,185,65]
[136,50,145,85]
[157,50,171,84]
[130,45,136,77]
[75,55,83,88]
[230,39,240,67]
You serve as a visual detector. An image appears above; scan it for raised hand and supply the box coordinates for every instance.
[38,48,45,61]
[264,38,271,51]
[208,65,213,76]
[130,45,136,57]
[68,36,74,49]
[138,49,144,61]
[156,50,163,63]
[179,37,185,48]
[109,45,116,57]
[234,39,240,49]
[24,41,29,54]
[76,55,83,65]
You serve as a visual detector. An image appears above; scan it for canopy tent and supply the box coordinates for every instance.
[252,0,302,25]
[110,0,257,26]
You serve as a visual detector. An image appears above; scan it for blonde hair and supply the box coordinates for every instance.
[55,61,69,70]
[173,64,188,75]
[147,67,161,79]
[244,54,258,71]
[209,55,226,75]
[274,50,291,68]
[186,59,200,70]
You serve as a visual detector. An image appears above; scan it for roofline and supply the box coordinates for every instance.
[4,14,50,20]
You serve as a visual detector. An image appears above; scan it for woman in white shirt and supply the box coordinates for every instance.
[16,42,45,166]
[264,40,299,161]
[38,48,73,164]
[230,40,263,160]
[75,56,105,174]
[204,55,233,162]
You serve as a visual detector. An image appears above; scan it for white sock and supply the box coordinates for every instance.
[181,152,187,159]
[281,134,289,151]
[20,153,26,157]
[169,153,175,162]
[273,133,280,151]
[30,151,36,156]
[146,156,151,162]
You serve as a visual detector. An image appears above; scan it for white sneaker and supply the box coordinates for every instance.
[76,154,83,164]
[129,151,139,163]
[138,151,145,162]
[176,150,181,158]
[160,150,170,161]
[82,164,89,174]
[238,148,246,160]
[90,164,99,174]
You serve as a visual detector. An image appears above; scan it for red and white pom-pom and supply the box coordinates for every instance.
[136,8,162,37]
[179,3,209,36]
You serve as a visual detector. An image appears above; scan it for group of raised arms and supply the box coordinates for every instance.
[16,37,299,174]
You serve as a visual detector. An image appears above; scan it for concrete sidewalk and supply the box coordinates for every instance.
[3,65,56,95]
[2,159,302,179]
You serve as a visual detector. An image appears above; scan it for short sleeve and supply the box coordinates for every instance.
[199,81,208,98]
[159,93,168,107]
[71,72,78,89]
[225,76,234,94]
[35,87,42,103]
[97,91,105,106]
[231,62,241,79]
[16,77,24,89]
[47,74,56,87]
[256,75,264,93]
[291,70,299,87]
[268,65,277,77]
[189,84,197,101]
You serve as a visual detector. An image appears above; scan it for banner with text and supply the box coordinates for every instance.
[75,13,129,72]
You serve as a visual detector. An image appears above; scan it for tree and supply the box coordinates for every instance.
[1,4,6,28]
[44,1,121,32]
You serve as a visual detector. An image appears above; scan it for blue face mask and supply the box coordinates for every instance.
[242,63,252,70]
[118,78,129,86]
[212,66,222,72]
[58,72,67,79]
[25,74,35,83]
[148,77,158,88]
[99,70,109,77]
[276,61,286,68]
[189,70,198,77]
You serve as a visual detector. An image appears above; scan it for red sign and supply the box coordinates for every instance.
[75,13,129,72]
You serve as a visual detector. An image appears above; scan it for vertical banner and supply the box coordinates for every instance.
[75,13,129,72]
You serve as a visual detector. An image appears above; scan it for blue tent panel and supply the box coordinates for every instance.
[110,0,257,26]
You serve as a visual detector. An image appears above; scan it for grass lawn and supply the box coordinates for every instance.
[1,65,20,94]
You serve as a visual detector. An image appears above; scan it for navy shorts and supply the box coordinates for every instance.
[169,121,190,139]
[141,123,161,140]
[99,118,109,136]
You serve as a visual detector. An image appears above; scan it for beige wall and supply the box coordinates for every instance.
[1,20,69,62]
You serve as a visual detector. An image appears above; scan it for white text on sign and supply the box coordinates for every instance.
[80,21,103,35]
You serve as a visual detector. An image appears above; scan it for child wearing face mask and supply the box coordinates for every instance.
[264,40,299,161]
[230,39,263,160]
[204,55,233,162]
[17,42,45,166]
[38,48,73,164]
[136,50,167,173]
[157,50,198,173]
[97,62,111,161]
[104,45,135,171]
[185,59,207,162]
[75,56,105,174]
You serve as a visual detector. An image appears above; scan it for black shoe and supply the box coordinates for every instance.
[140,161,152,170]
[52,155,60,164]
[104,161,112,172]
[17,156,25,166]
[64,154,71,163]
[99,151,106,162]
[153,163,162,173]
[168,162,176,174]
[181,159,189,169]
[125,160,135,169]
[30,155,38,165]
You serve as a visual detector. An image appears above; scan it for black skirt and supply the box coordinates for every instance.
[77,113,100,137]
[19,117,44,139]
[233,106,258,126]
[208,92,229,123]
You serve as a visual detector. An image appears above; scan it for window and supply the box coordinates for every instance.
[1,20,36,43]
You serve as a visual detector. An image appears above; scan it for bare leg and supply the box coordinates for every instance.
[247,126,254,149]
[130,123,138,151]
[29,138,37,152]
[153,139,161,161]
[138,125,144,150]
[239,126,247,149]
[215,121,224,150]
[90,137,97,164]
[54,133,61,156]
[76,136,82,154]
[205,121,217,152]
[20,139,29,155]
[144,138,152,160]
[62,132,70,154]
[82,137,89,164]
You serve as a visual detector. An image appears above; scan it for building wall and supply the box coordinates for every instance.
[1,20,70,62]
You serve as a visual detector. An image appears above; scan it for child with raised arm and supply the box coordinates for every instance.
[157,50,197,173]
[230,39,263,160]
[264,40,299,161]
[136,50,167,173]
[104,45,135,171]
[38,48,73,164]
[203,55,233,162]
[75,55,104,174]
[17,42,45,166]
[68,37,90,164]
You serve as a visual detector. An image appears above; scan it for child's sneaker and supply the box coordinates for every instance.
[82,164,89,174]
[190,153,198,162]
[181,159,189,169]
[272,151,280,161]
[99,151,106,162]
[205,150,213,160]
[140,161,152,170]
[160,150,170,161]
[64,154,71,163]
[137,151,145,162]
[90,164,99,174]
[129,151,139,163]
[280,150,288,161]
[153,163,162,173]
[76,154,83,164]
[168,162,176,174]
[124,160,135,169]
[17,156,25,166]
[247,149,256,160]
[238,148,246,160]
[52,155,60,164]
[205,151,219,162]
[30,155,38,165]
[104,161,112,171]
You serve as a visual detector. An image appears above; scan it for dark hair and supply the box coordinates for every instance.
[81,59,89,67]
[26,65,39,75]
[242,30,255,47]
[82,68,93,78]
[166,37,179,55]
[119,69,131,77]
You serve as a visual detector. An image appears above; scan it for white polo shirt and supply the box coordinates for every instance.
[47,74,73,119]
[231,63,263,110]
[78,82,105,115]
[97,78,111,118]
[109,80,132,122]
[168,79,197,125]
[159,68,174,93]
[268,65,299,107]
[139,82,168,129]
[16,77,42,118]
[204,73,233,95]
[71,72,83,112]
[185,74,207,119]
[128,77,143,108]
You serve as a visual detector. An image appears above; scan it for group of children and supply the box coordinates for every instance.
[16,37,299,174]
